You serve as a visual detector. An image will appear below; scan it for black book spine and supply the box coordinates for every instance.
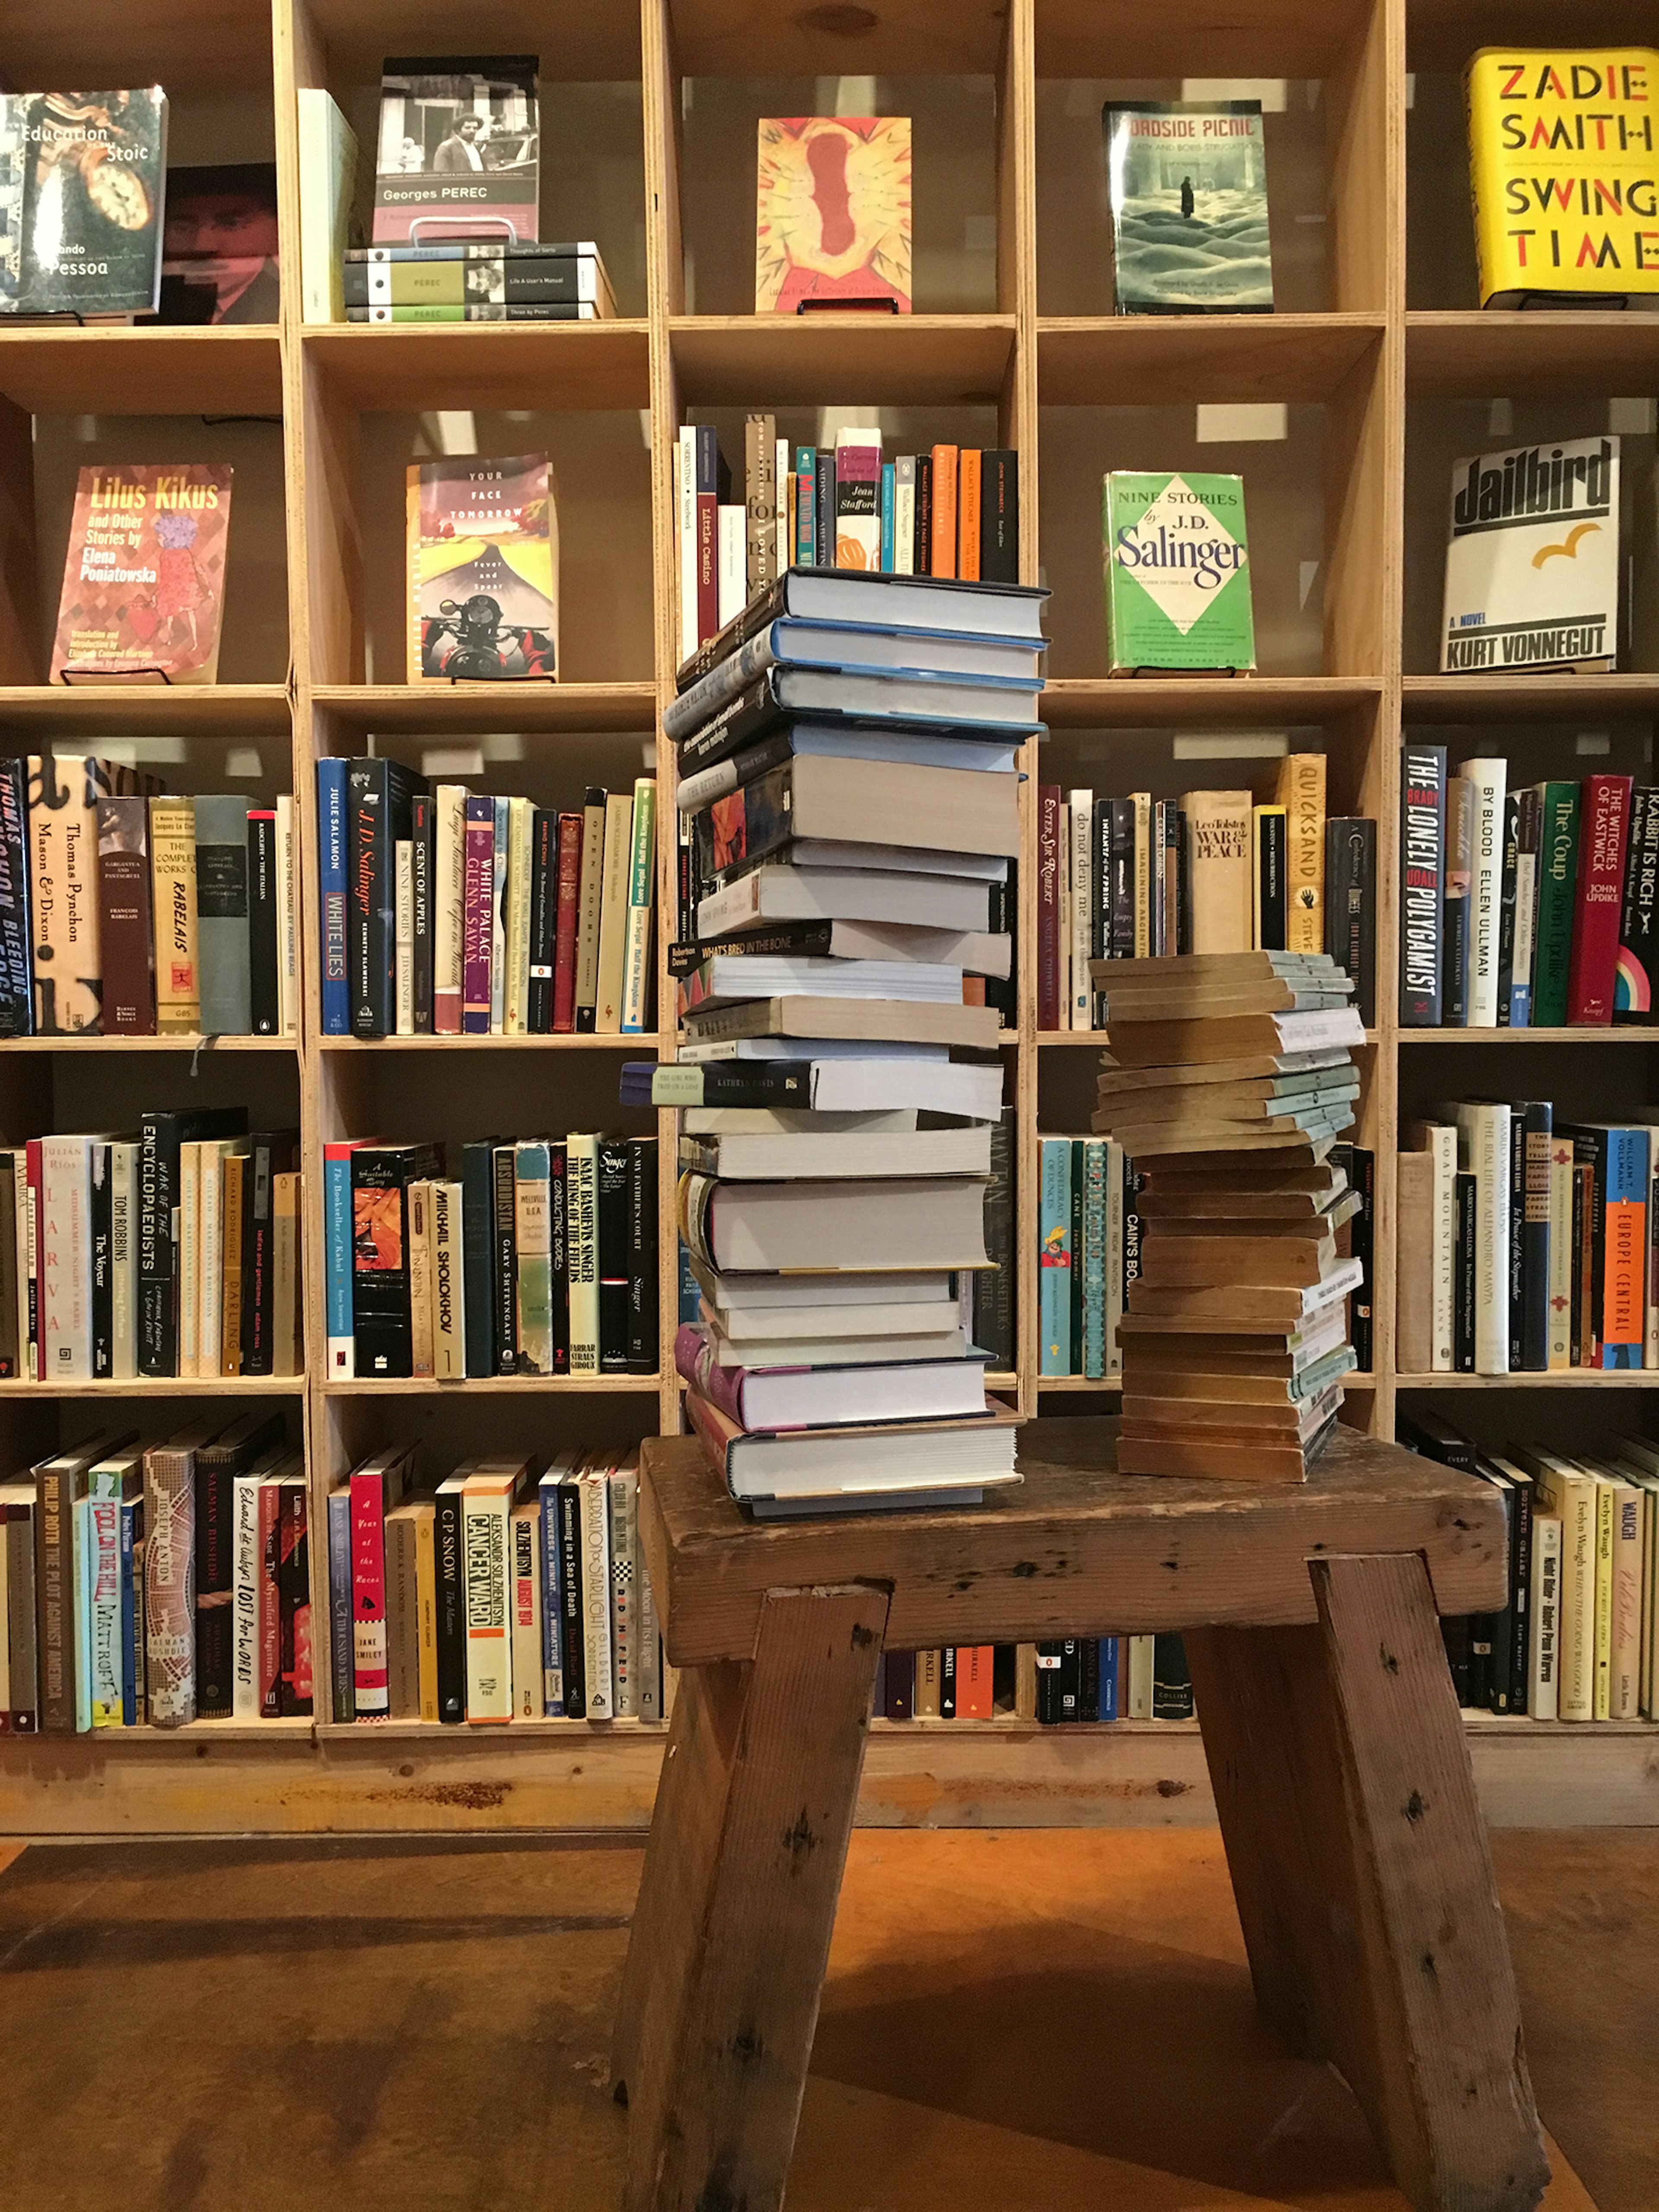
[557,1481,586,1719]
[0,758,30,1035]
[982,872,1016,1023]
[1467,1609,1493,1715]
[626,1136,658,1374]
[884,1650,915,1721]
[1509,1475,1534,1712]
[1507,1109,1526,1372]
[461,1140,496,1378]
[1036,1641,1062,1725]
[1454,1169,1477,1373]
[1441,1616,1472,1706]
[915,452,932,574]
[89,1142,113,1378]
[137,1112,178,1378]
[1348,1145,1375,1373]
[1259,810,1288,952]
[527,806,556,1034]
[1152,1632,1193,1720]
[435,1486,465,1723]
[247,810,280,1035]
[1495,791,1520,1025]
[597,1136,631,1374]
[347,759,389,1038]
[1399,744,1446,1026]
[549,1140,570,1375]
[1108,797,1136,958]
[1078,1634,1100,1725]
[939,1642,956,1719]
[242,1133,287,1377]
[975,1107,1015,1369]
[813,451,834,567]
[1055,1638,1080,1722]
[979,449,1018,582]
[1175,807,1190,955]
[1091,798,1111,1025]
[1325,817,1375,1027]
[411,791,433,1034]
[492,1145,520,1375]
[1522,1101,1552,1372]
[350,1151,418,1378]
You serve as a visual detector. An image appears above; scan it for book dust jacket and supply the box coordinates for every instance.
[51,464,233,683]
[407,452,559,681]
[1103,102,1272,312]
[756,117,911,313]
[1102,471,1255,674]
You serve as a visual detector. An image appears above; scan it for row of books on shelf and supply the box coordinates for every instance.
[1397,1106,1659,1376]
[1399,759,1659,1028]
[1039,761,1376,1030]
[331,1445,658,1725]
[2,1114,301,1385]
[326,1135,658,1383]
[316,763,655,1038]
[1405,1413,1659,1722]
[0,760,295,1038]
[674,420,1020,658]
[1036,1133,1375,1382]
[872,1636,1194,1724]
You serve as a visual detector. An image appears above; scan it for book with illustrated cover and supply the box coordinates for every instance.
[406,452,558,681]
[373,56,538,247]
[1102,471,1255,674]
[158,162,279,325]
[51,464,233,683]
[755,116,911,314]
[0,89,167,318]
[1441,436,1619,675]
[1103,102,1272,312]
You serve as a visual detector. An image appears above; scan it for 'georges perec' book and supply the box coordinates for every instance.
[1440,435,1619,675]
[1103,102,1272,313]
[372,57,539,246]
[0,89,167,318]
[406,452,558,681]
[51,464,234,683]
[1101,471,1255,674]
[755,117,911,314]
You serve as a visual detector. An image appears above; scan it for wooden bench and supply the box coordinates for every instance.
[611,1418,1550,2212]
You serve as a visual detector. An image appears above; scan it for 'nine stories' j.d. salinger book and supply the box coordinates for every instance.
[1440,435,1619,675]
[51,464,234,684]
[406,453,559,681]
[1102,471,1255,674]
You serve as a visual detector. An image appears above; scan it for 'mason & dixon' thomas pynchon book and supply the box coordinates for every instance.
[1440,434,1619,675]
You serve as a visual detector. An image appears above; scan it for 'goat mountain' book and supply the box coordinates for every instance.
[1103,102,1272,313]
[1440,435,1619,675]
[51,465,233,684]
[1102,471,1255,674]
[407,452,557,681]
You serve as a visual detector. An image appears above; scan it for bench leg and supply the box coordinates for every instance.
[617,1582,889,2212]
[1188,1551,1549,2212]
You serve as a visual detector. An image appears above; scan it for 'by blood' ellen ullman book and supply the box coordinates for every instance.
[50,464,233,683]
[1101,471,1255,674]
[1440,435,1619,675]
[406,452,558,681]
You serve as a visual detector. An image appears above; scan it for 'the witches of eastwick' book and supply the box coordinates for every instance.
[51,464,233,683]
[755,116,911,314]
[406,452,559,680]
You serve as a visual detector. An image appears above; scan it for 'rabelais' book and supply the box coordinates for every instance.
[1103,102,1271,313]
[51,465,233,684]
[1440,436,1619,675]
[0,90,167,319]
[372,57,539,246]
[1102,471,1255,675]
[407,452,558,681]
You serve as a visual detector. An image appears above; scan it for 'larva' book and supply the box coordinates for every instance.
[1102,471,1255,675]
[1440,436,1619,675]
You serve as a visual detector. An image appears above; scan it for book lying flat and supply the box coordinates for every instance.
[1100,1006,1367,1067]
[1125,1255,1363,1323]
[1119,1309,1350,1368]
[708,1320,970,1368]
[691,754,1022,878]
[1095,1076,1359,1129]
[667,661,1042,746]
[1120,1378,1344,1437]
[690,1254,953,1313]
[679,1124,992,1181]
[699,864,992,937]
[1116,1413,1339,1483]
[680,1170,991,1273]
[670,916,1011,978]
[1138,1235,1344,1292]
[685,1387,1024,1503]
[675,723,1023,817]
[679,955,966,1009]
[1121,1347,1357,1406]
[1094,1047,1351,1097]
[1097,1114,1352,1157]
[677,1323,991,1430]
[681,995,1003,1051]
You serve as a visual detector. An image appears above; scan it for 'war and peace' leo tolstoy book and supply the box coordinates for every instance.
[51,465,233,684]
[756,117,911,314]
[1440,435,1619,675]
[1103,102,1272,313]
[406,453,559,681]
[1101,471,1255,674]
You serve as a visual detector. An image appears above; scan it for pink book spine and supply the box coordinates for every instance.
[25,1138,42,1379]
[1567,773,1634,1025]
[350,1470,390,1718]
[462,796,494,1034]
[259,1482,283,1718]
[673,1321,752,1429]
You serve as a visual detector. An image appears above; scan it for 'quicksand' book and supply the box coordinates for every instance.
[1103,102,1272,313]
[1440,435,1619,675]
[1102,471,1255,674]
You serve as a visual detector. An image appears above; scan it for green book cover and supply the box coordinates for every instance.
[1102,470,1255,673]
[1081,1136,1108,1379]
[1039,1137,1072,1377]
[1532,781,1581,1027]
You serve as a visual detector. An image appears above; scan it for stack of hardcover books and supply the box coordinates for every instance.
[642,564,1049,1515]
[1091,951,1366,1480]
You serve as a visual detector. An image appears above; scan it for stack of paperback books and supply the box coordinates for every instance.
[646,563,1048,1514]
[1091,951,1367,1480]
[342,238,616,323]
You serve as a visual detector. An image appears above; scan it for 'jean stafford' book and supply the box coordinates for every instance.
[1102,471,1255,675]
[1103,102,1271,314]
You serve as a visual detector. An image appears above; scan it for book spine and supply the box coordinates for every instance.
[515,1142,554,1375]
[1399,745,1446,1025]
[579,1475,613,1719]
[120,1499,141,1726]
[511,1504,540,1720]
[27,754,105,1034]
[432,784,466,1034]
[540,1485,565,1715]
[626,1137,658,1375]
[232,1476,260,1719]
[549,1143,570,1375]
[915,453,932,574]
[393,838,414,1034]
[35,1470,77,1732]
[489,796,509,1033]
[929,446,958,578]
[1472,1104,1511,1376]
[327,1486,353,1723]
[143,1452,196,1729]
[607,1471,637,1719]
[1506,1109,1526,1372]
[502,797,534,1035]
[1521,1104,1552,1370]
[696,423,721,647]
[347,761,391,1038]
[1615,784,1659,1023]
[410,790,433,1034]
[315,761,351,1034]
[276,794,298,1039]
[557,1480,586,1719]
[1510,786,1539,1026]
[567,1134,600,1375]
[323,1141,356,1380]
[432,1180,466,1380]
[536,807,567,1034]
[462,794,494,1033]
[981,450,1018,583]
[279,1484,311,1717]
[1036,786,1060,1031]
[1279,754,1324,955]
[1533,783,1581,1025]
[148,796,200,1033]
[1528,1511,1561,1721]
[1465,757,1506,1026]
[350,1470,390,1719]
[744,412,777,595]
[88,1145,112,1379]
[244,808,279,1034]
[434,1486,464,1724]
[621,779,657,1034]
[1567,773,1634,1023]
[408,1181,434,1378]
[461,1142,496,1377]
[1068,789,1092,1025]
[813,450,834,568]
[0,758,31,1035]
[1039,1137,1072,1376]
[880,461,895,572]
[463,1487,513,1724]
[492,1146,520,1375]
[1494,789,1519,1024]
[574,789,606,1031]
[97,795,156,1034]
[1599,1127,1648,1369]
[1325,818,1375,1028]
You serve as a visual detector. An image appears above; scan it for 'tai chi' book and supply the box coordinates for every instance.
[1101,471,1255,674]
[755,117,911,314]
[51,464,233,684]
[407,452,559,681]
[1103,102,1272,313]
[1440,436,1619,674]
[1465,48,1659,308]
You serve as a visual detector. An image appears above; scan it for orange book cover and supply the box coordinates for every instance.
[51,464,232,684]
[930,446,959,579]
[957,449,982,580]
[755,116,911,314]
[956,1643,993,1718]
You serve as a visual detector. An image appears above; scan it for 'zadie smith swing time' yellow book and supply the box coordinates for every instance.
[1465,47,1659,308]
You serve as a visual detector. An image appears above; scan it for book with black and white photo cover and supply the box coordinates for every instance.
[373,57,538,246]
[1440,436,1620,675]
[1103,102,1272,313]
[0,90,167,318]
[406,453,558,681]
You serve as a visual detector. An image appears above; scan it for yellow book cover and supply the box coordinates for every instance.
[755,117,911,313]
[148,796,200,1033]
[1593,1475,1614,1719]
[1610,1477,1643,1719]
[1465,48,1659,307]
[1274,752,1325,954]
[405,453,559,681]
[1525,1451,1595,1719]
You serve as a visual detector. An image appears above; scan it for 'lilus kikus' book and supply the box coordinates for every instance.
[407,453,558,681]
[1440,436,1619,675]
[755,116,911,313]
[51,464,233,683]
[1101,470,1255,674]
[372,56,539,246]
[1103,102,1272,313]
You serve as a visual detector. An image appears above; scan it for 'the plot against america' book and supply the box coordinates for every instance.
[0,90,167,318]
[1103,102,1272,313]
[1440,435,1619,674]
[407,452,558,680]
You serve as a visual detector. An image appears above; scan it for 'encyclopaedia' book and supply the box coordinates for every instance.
[1103,102,1272,313]
[1102,471,1255,675]
[1440,436,1619,675]
[755,116,911,314]
[372,57,539,246]
[0,90,167,319]
[406,452,558,681]
[1465,48,1659,309]
[50,464,233,684]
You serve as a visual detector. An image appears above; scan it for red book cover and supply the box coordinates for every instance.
[696,494,718,647]
[51,465,233,684]
[1037,784,1062,1031]
[552,809,582,1031]
[279,1483,311,1717]
[956,1644,993,1718]
[462,795,494,1034]
[350,1468,390,1718]
[258,1479,283,1718]
[1567,773,1634,1024]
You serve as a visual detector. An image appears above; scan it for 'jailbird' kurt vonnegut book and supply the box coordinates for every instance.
[1440,435,1619,674]
[1101,471,1255,674]
[406,453,559,681]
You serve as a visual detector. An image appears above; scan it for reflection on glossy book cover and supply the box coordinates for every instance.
[51,464,233,683]
[406,452,559,681]
[755,117,910,314]
[1103,102,1272,313]
[373,55,538,246]
[0,89,167,318]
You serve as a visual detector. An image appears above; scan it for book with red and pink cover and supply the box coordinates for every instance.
[1567,772,1634,1025]
[406,451,558,681]
[51,464,233,684]
[755,117,911,315]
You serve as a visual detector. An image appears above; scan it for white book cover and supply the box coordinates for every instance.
[607,1468,637,1720]
[578,1470,614,1719]
[1464,757,1506,1027]
[678,424,697,665]
[276,793,298,1037]
[232,1473,262,1719]
[462,1477,515,1724]
[1450,1101,1512,1375]
[894,455,916,577]
[1528,1511,1561,1722]
[178,1141,201,1379]
[433,784,467,1032]
[394,837,414,1035]
[1511,837,1537,1018]
[297,87,359,322]
[40,1135,94,1384]
[511,1503,541,1721]
[775,434,791,576]
[1068,788,1093,1029]
[198,1140,226,1379]
[1405,1122,1458,1372]
[566,1135,600,1374]
[1057,799,1072,1028]
[1441,435,1619,675]
[718,504,745,627]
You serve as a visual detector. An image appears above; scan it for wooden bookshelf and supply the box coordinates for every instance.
[1,0,1657,1840]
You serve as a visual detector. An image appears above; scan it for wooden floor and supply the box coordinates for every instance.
[0,1826,1645,2210]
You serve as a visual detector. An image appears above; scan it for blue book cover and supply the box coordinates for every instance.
[1039,1136,1073,1376]
[316,758,350,1034]
[795,444,815,566]
[327,1486,353,1722]
[538,1474,565,1715]
[119,1499,139,1727]
[1602,1124,1649,1368]
[678,1237,699,1324]
[880,462,895,573]
[1098,1637,1119,1721]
